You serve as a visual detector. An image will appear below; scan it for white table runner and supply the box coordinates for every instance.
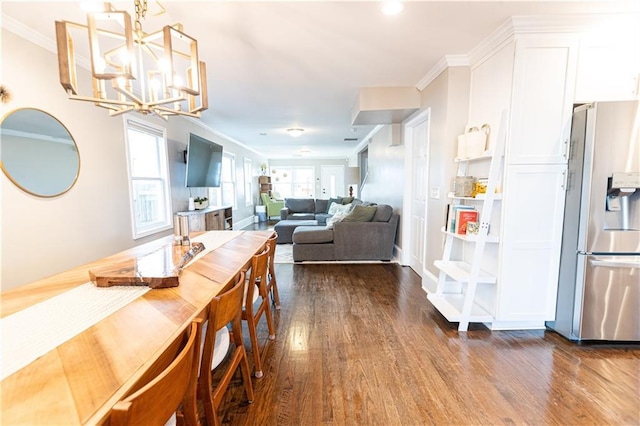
[0,231,243,380]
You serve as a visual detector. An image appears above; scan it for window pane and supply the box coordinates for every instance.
[271,166,314,198]
[132,179,167,229]
[128,129,160,177]
[221,153,236,207]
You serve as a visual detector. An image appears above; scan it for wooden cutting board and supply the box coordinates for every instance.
[89,242,205,288]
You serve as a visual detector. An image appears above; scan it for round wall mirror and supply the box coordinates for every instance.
[1,108,80,197]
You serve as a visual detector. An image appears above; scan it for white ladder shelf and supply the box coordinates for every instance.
[428,110,508,331]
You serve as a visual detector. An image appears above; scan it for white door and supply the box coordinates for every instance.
[320,165,345,198]
[404,112,430,276]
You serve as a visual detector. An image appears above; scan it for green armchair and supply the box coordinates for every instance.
[261,193,284,219]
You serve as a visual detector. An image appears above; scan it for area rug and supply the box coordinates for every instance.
[273,244,294,263]
[273,243,397,264]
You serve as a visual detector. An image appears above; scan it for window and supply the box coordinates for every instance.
[244,158,253,207]
[221,152,236,208]
[272,166,314,198]
[124,118,172,239]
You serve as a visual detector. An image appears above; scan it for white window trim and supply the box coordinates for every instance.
[222,152,236,209]
[123,117,173,239]
[244,158,253,207]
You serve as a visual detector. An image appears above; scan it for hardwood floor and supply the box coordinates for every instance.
[213,262,640,425]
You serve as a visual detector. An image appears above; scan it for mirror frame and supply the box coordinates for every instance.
[0,108,80,198]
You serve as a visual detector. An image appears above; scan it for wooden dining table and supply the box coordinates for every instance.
[0,230,273,425]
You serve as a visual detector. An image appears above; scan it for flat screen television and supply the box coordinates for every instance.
[185,133,223,187]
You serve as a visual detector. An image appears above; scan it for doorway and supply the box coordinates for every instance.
[402,110,431,277]
[320,165,346,198]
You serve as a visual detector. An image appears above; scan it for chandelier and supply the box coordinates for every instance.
[55,0,208,119]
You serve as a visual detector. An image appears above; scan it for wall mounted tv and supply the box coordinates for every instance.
[185,133,223,187]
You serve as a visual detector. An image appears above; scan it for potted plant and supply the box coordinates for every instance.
[194,196,208,210]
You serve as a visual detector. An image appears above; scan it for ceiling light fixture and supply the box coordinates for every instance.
[381,0,404,15]
[287,128,304,137]
[55,0,208,120]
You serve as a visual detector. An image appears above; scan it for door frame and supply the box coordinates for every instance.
[401,108,431,272]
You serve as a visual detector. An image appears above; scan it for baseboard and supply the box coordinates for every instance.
[234,215,254,231]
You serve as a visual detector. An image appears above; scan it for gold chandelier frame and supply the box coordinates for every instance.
[55,0,208,119]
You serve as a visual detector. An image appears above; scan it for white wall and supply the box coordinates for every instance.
[415,67,471,283]
[359,125,405,246]
[1,30,266,291]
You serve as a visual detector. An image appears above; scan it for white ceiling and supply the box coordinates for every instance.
[2,1,639,159]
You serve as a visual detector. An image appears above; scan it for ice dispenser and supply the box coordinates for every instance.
[606,172,640,230]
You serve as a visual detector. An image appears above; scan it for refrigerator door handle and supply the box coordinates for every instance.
[589,259,640,269]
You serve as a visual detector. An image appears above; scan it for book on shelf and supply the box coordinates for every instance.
[455,209,479,235]
[446,204,475,233]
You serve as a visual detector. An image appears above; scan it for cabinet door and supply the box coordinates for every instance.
[508,36,578,165]
[188,214,205,232]
[468,40,515,152]
[575,37,640,102]
[497,164,567,322]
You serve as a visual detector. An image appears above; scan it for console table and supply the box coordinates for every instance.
[0,230,272,425]
[177,205,233,231]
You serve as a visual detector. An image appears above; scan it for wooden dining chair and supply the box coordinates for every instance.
[110,319,202,426]
[243,245,276,378]
[199,271,254,426]
[265,232,281,309]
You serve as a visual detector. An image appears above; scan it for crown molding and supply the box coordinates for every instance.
[416,55,470,91]
[417,13,637,90]
[2,13,92,70]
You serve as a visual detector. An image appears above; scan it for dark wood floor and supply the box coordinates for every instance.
[213,261,640,425]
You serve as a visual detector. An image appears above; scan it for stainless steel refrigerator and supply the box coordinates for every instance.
[546,100,640,341]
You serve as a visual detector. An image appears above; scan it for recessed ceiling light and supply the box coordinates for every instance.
[381,0,404,15]
[287,128,304,137]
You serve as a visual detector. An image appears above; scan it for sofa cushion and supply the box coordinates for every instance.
[372,204,393,222]
[315,213,332,225]
[293,226,334,244]
[315,199,329,213]
[326,197,342,213]
[343,204,378,222]
[286,198,315,213]
[288,212,315,221]
[341,197,354,205]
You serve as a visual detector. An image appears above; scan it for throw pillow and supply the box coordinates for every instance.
[325,212,347,229]
[336,203,352,215]
[327,201,342,215]
[326,197,342,213]
[342,205,377,222]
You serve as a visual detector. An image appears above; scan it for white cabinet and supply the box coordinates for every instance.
[495,164,567,325]
[508,36,578,165]
[574,16,640,102]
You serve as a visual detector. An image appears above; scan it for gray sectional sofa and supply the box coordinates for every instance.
[277,198,399,262]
